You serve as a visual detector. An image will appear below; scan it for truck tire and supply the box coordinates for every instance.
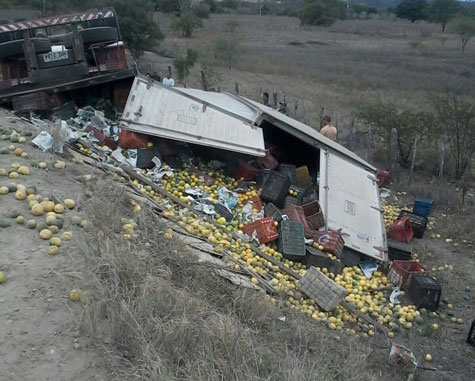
[79,27,118,45]
[0,38,51,59]
[49,33,73,48]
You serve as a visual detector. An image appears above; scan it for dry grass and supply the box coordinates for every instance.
[73,180,393,380]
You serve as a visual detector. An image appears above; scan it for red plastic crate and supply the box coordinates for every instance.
[282,205,310,231]
[233,159,258,181]
[388,260,428,289]
[256,152,279,170]
[389,217,413,243]
[241,217,278,244]
[250,195,263,211]
[310,231,345,258]
[377,169,389,187]
[302,200,325,230]
[118,130,149,149]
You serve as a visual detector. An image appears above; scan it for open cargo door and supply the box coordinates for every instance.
[319,149,387,262]
[120,76,265,157]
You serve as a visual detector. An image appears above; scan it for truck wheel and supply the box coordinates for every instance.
[0,38,51,59]
[79,27,118,45]
[50,33,73,48]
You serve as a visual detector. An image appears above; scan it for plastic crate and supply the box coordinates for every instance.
[241,217,279,244]
[398,210,428,239]
[388,260,428,289]
[256,152,279,170]
[260,171,291,208]
[296,165,312,190]
[304,246,345,275]
[284,195,302,208]
[264,203,284,222]
[297,267,348,311]
[289,185,306,200]
[309,231,345,258]
[251,195,263,211]
[278,220,306,261]
[278,163,297,185]
[233,159,258,181]
[377,169,389,187]
[282,205,311,231]
[467,320,475,347]
[388,239,413,261]
[302,189,319,204]
[256,169,271,188]
[413,197,433,217]
[407,275,441,311]
[389,217,413,243]
[214,203,233,222]
[302,200,325,230]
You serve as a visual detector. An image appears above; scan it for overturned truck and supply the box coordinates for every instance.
[121,75,388,263]
[0,8,135,113]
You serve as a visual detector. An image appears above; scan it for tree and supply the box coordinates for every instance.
[450,16,475,53]
[431,94,475,180]
[299,0,346,26]
[172,0,203,37]
[356,103,434,168]
[173,48,198,86]
[112,0,164,60]
[395,0,427,23]
[427,0,458,32]
[214,38,240,69]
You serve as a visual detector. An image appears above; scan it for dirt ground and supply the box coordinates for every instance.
[0,109,111,380]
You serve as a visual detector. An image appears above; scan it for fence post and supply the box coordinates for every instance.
[200,70,207,91]
[235,82,239,95]
[408,134,419,184]
[294,99,298,118]
[389,128,398,172]
[439,141,445,179]
[348,117,355,149]
[272,92,278,108]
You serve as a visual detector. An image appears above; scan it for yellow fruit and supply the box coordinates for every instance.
[9,171,18,179]
[80,219,88,228]
[14,148,22,156]
[251,277,259,285]
[17,166,30,175]
[0,186,8,195]
[15,189,26,200]
[61,231,73,241]
[425,354,432,362]
[40,229,53,240]
[40,200,55,212]
[31,203,44,216]
[18,136,26,144]
[27,194,37,202]
[16,215,25,224]
[38,162,47,169]
[53,204,64,214]
[63,199,75,209]
[11,162,20,170]
[0,271,5,283]
[368,330,375,337]
[69,289,81,301]
[54,161,66,169]
[45,211,56,218]
[8,145,15,151]
[388,332,394,338]
[48,225,59,234]
[49,237,61,247]
[0,168,6,176]
[45,215,57,225]
[48,246,59,255]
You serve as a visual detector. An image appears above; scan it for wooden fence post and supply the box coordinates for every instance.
[272,92,278,108]
[408,134,419,184]
[294,99,298,118]
[200,70,207,91]
[389,128,398,173]
[235,82,239,95]
[439,141,445,179]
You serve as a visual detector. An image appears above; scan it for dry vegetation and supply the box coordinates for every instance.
[76,181,391,380]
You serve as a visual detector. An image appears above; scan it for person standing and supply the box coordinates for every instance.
[278,101,289,116]
[162,73,175,87]
[320,116,337,141]
[262,92,272,107]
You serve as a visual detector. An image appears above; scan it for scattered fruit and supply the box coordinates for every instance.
[54,204,64,214]
[40,229,53,240]
[16,215,25,224]
[26,219,37,229]
[69,289,81,302]
[48,246,59,255]
[31,204,44,216]
[425,354,432,362]
[0,272,5,283]
[63,198,75,209]
[49,237,62,247]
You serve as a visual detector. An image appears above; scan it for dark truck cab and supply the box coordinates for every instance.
[0,8,136,113]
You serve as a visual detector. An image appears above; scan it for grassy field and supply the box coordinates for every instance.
[148,14,474,135]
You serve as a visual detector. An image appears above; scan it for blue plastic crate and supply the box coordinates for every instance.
[413,197,433,217]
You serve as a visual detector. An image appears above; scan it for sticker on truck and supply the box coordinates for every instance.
[42,51,69,63]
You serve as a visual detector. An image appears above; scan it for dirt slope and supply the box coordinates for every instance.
[0,109,110,380]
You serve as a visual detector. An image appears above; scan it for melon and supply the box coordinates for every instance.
[38,162,47,169]
[39,229,53,240]
[15,189,26,200]
[21,152,28,159]
[0,168,6,176]
[40,200,55,212]
[31,160,39,168]
[48,246,59,256]
[26,186,36,195]
[8,171,18,179]
[45,215,57,225]
[18,136,26,144]
[10,163,20,170]
[9,134,19,143]
[0,218,12,228]
[53,204,64,214]
[54,161,66,169]
[48,225,59,234]
[31,203,44,216]
[36,221,48,232]
[27,219,37,229]
[49,237,61,247]
[17,166,30,175]
[61,231,73,241]
[7,183,17,192]
[14,148,22,156]
[16,215,24,224]
[0,187,8,195]
[64,199,75,209]
[52,218,63,229]
[0,147,8,154]
[7,144,15,151]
